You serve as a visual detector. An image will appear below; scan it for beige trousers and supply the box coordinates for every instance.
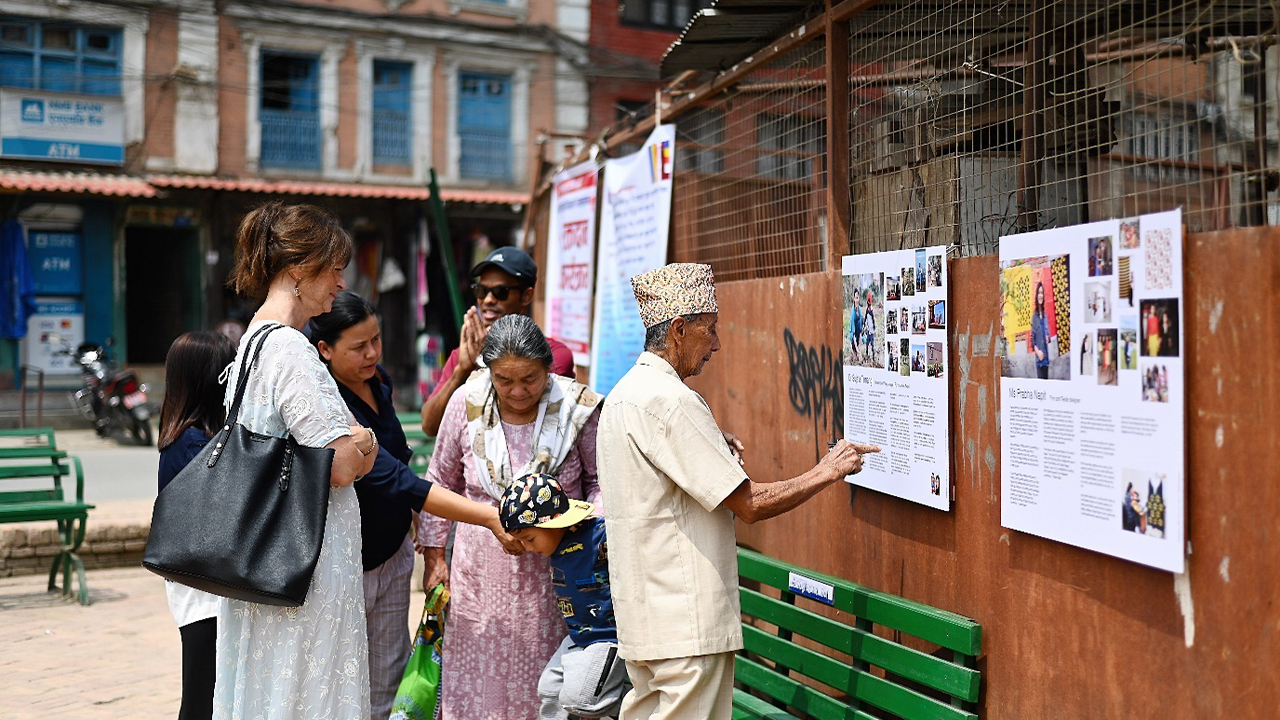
[618,652,735,720]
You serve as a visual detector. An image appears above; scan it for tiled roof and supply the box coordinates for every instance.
[0,170,157,197]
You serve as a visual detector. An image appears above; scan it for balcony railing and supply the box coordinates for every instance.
[459,132,514,182]
[373,110,412,167]
[260,108,321,170]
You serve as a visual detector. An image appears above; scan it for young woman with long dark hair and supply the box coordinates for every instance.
[157,330,237,720]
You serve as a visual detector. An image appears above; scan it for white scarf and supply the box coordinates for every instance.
[463,372,601,501]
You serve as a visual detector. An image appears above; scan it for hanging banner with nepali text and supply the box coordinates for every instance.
[589,124,675,395]
[545,160,599,366]
[999,208,1185,572]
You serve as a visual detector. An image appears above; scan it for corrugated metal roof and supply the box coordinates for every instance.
[660,0,817,77]
[0,170,156,198]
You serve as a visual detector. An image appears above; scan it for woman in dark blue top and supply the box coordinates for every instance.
[156,330,237,720]
[310,290,515,718]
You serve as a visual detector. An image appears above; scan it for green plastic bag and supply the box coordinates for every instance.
[390,584,449,720]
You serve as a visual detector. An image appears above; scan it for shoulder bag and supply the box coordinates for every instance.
[142,323,335,607]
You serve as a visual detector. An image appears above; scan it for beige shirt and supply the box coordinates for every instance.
[597,352,747,661]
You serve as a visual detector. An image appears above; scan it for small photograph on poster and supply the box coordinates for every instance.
[887,341,900,372]
[1119,317,1138,370]
[927,342,944,378]
[886,309,898,334]
[899,338,911,376]
[927,253,943,289]
[930,472,941,495]
[1096,328,1118,386]
[915,249,927,289]
[1079,332,1094,376]
[1083,281,1112,323]
[1141,362,1171,402]
[928,300,946,329]
[899,309,909,333]
[843,273,885,368]
[1121,469,1169,538]
[1144,227,1173,290]
[911,306,926,335]
[1088,235,1113,276]
[902,266,916,296]
[886,275,901,301]
[910,343,926,373]
[1140,298,1180,357]
[1000,255,1070,380]
[1120,219,1140,249]
[1117,256,1133,306]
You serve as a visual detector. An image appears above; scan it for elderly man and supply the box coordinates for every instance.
[597,263,878,719]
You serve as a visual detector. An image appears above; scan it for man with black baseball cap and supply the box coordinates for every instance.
[420,246,575,435]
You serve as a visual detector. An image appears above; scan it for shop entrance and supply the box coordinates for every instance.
[124,226,201,364]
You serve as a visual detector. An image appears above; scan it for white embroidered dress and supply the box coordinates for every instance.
[212,322,370,720]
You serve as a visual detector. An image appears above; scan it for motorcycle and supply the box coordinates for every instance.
[54,336,153,446]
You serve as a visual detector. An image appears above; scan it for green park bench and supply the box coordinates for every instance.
[0,427,93,605]
[397,412,435,477]
[734,547,983,720]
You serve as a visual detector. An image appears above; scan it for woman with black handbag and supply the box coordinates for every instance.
[214,202,378,719]
[309,290,520,718]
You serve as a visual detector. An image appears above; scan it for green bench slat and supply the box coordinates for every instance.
[0,500,93,522]
[735,655,877,720]
[0,447,68,460]
[0,489,63,504]
[0,463,73,480]
[743,625,976,720]
[733,686,816,720]
[739,548,982,656]
[741,587,981,702]
[0,427,58,442]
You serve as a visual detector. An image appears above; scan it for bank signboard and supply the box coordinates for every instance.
[0,89,124,165]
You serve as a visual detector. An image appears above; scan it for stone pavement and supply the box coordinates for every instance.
[0,562,426,718]
[0,566,181,718]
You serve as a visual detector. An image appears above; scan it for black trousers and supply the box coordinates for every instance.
[178,617,217,720]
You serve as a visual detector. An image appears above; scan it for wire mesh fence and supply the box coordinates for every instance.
[668,40,829,281]
[600,0,1277,277]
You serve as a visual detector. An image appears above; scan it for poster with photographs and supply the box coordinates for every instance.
[842,249,950,511]
[999,209,1184,572]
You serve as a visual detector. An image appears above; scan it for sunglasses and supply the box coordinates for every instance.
[471,283,524,301]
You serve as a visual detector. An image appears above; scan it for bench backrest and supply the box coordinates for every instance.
[0,460,77,505]
[737,547,982,720]
[0,427,65,461]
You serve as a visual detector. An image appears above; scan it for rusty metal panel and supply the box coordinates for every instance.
[685,228,1280,717]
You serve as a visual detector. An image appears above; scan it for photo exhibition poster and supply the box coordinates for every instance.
[841,248,951,511]
[999,208,1184,572]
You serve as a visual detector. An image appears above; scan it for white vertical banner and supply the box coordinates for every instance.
[589,124,675,395]
[841,248,951,510]
[545,160,599,366]
[999,209,1185,572]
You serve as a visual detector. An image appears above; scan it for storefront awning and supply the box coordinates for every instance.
[0,169,157,198]
[0,170,529,205]
[149,175,529,205]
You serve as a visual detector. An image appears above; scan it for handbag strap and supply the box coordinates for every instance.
[207,322,285,468]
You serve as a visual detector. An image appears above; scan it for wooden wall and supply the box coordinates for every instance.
[685,227,1280,718]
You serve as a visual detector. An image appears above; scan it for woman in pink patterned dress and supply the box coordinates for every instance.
[419,315,602,720]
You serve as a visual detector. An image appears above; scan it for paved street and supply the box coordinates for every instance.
[0,567,181,719]
[56,428,160,504]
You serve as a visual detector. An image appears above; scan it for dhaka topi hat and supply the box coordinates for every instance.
[630,263,718,329]
[499,472,594,532]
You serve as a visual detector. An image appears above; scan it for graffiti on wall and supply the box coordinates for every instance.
[783,327,843,463]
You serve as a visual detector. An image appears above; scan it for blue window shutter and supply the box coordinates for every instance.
[372,60,412,167]
[457,71,512,181]
[260,53,322,170]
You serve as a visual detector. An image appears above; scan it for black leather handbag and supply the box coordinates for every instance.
[143,323,335,607]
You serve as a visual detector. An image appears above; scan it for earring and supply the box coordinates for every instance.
[293,281,301,298]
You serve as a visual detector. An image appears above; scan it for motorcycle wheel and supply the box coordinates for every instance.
[130,414,153,446]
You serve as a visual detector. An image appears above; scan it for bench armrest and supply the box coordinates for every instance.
[70,455,86,504]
